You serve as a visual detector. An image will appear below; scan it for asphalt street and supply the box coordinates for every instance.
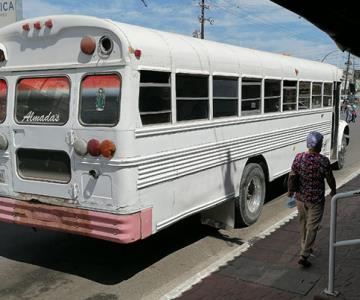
[0,117,359,300]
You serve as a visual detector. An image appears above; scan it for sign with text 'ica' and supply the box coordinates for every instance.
[0,0,22,28]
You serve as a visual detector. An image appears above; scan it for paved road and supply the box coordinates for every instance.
[0,119,359,300]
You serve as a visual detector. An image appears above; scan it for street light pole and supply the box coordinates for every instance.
[320,49,339,62]
[344,52,351,96]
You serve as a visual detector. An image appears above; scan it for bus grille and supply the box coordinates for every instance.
[17,149,71,183]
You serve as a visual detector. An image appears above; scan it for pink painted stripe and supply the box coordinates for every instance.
[0,197,152,244]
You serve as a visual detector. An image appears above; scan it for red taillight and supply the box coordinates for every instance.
[45,19,53,29]
[100,140,116,159]
[87,139,101,156]
[134,49,142,59]
[22,23,30,31]
[34,21,41,30]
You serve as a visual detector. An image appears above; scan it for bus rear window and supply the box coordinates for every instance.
[0,79,7,123]
[80,74,121,126]
[16,77,70,125]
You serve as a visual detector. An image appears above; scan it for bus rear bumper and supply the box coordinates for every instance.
[0,197,152,244]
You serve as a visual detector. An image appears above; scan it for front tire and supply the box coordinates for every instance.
[333,135,347,170]
[236,163,266,226]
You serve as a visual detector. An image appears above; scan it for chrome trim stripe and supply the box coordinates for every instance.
[135,108,333,138]
[137,121,331,188]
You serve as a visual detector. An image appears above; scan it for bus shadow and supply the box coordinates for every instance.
[0,214,241,285]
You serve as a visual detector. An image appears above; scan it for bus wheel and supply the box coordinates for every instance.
[236,163,266,226]
[334,135,347,170]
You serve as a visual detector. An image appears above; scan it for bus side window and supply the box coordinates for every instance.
[283,80,297,111]
[264,79,281,113]
[139,71,171,125]
[312,82,322,108]
[299,81,310,110]
[241,78,261,116]
[176,74,209,121]
[213,76,238,118]
[0,79,7,123]
[323,83,333,107]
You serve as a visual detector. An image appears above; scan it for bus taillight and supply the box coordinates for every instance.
[34,21,41,30]
[22,23,30,31]
[74,139,88,156]
[87,139,101,156]
[80,36,96,55]
[100,140,116,159]
[45,19,53,29]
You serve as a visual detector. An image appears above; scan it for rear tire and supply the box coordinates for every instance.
[236,163,266,227]
[333,135,346,170]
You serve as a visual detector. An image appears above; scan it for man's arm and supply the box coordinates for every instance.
[326,170,336,197]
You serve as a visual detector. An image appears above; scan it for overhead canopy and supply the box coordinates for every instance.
[271,0,359,57]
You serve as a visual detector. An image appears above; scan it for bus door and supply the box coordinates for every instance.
[330,81,340,160]
[11,76,74,200]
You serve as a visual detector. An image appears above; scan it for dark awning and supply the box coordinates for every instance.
[271,0,359,57]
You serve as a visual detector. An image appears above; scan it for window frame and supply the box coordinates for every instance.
[212,75,239,119]
[298,81,311,110]
[0,77,8,124]
[282,79,298,112]
[311,81,323,109]
[175,73,210,122]
[15,75,71,126]
[139,70,172,126]
[323,82,333,107]
[240,76,263,117]
[79,72,122,127]
[264,78,281,114]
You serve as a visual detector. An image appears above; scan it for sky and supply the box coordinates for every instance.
[22,0,353,69]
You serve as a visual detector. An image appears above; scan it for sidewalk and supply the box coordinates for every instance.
[178,175,360,300]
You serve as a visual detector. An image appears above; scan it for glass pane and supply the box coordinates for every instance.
[323,96,332,107]
[80,74,121,126]
[284,80,297,87]
[283,104,296,111]
[141,113,171,125]
[299,97,310,110]
[324,83,332,95]
[0,79,7,123]
[176,75,208,98]
[16,77,70,125]
[140,87,171,111]
[141,71,170,84]
[312,82,322,95]
[241,99,260,115]
[312,96,322,108]
[299,82,310,96]
[265,79,281,97]
[213,98,237,118]
[242,85,261,99]
[264,97,280,113]
[177,100,208,121]
[213,77,238,97]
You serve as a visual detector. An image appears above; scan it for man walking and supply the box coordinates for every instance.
[288,131,336,267]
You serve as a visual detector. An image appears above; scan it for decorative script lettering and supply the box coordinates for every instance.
[21,111,60,123]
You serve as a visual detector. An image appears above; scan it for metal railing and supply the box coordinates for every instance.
[324,190,360,296]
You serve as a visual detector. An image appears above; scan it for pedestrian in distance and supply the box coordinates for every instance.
[351,104,357,123]
[345,105,353,123]
[288,131,336,268]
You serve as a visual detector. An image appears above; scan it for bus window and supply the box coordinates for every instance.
[213,76,238,118]
[0,79,7,123]
[80,74,121,126]
[176,74,209,121]
[264,79,281,113]
[139,71,171,125]
[283,80,297,111]
[241,78,261,116]
[16,77,70,125]
[299,81,310,110]
[323,83,333,107]
[312,82,322,108]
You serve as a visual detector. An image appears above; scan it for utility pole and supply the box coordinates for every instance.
[197,0,214,39]
[344,52,351,96]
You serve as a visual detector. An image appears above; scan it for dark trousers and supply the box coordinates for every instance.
[297,200,325,258]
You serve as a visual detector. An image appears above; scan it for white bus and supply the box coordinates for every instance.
[0,15,349,243]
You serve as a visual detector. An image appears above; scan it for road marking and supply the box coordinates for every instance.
[162,169,360,300]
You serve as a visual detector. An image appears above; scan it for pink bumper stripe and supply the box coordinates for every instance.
[0,197,152,244]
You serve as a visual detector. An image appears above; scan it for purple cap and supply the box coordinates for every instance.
[307,131,323,149]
